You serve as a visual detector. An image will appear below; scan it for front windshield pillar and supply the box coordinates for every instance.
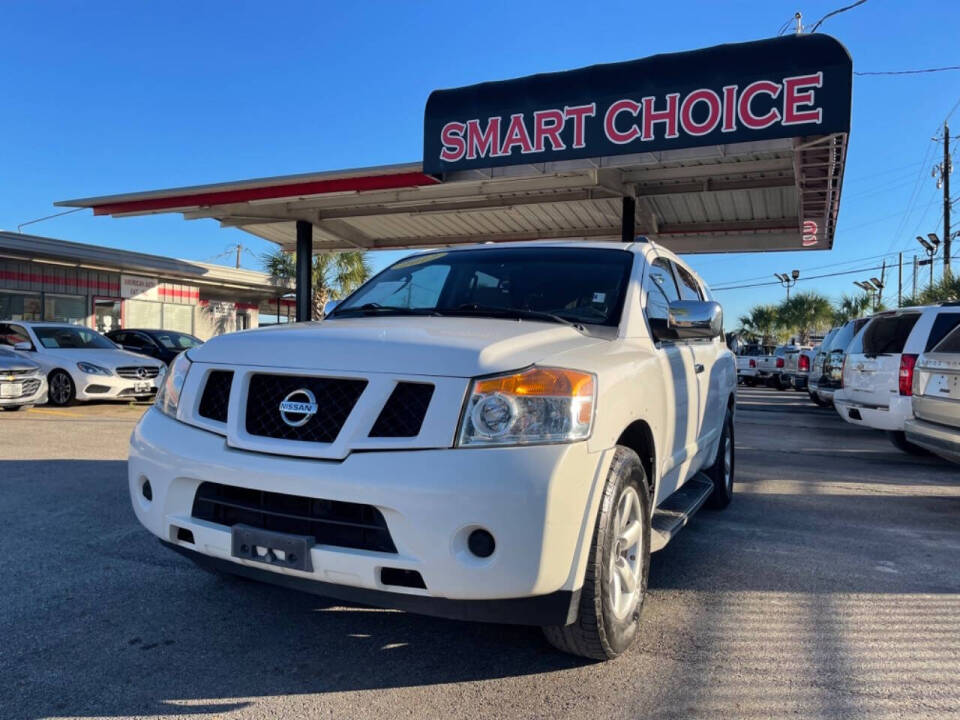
[295,220,313,322]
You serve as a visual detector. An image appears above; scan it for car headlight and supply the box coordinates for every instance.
[457,367,596,447]
[156,352,192,418]
[77,362,112,376]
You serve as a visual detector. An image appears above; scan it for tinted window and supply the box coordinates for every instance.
[0,324,31,348]
[925,312,960,351]
[34,326,115,349]
[674,263,703,301]
[932,324,960,353]
[336,247,633,327]
[860,314,921,355]
[644,258,680,322]
[830,318,869,354]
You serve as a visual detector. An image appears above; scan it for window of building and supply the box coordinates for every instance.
[125,299,162,329]
[0,292,42,321]
[43,294,87,324]
[163,303,194,334]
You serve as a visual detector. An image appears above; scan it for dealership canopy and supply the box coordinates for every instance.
[58,33,852,320]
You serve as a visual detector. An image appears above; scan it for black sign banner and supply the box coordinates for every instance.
[423,34,852,175]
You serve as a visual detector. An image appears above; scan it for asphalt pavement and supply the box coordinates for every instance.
[1,389,958,720]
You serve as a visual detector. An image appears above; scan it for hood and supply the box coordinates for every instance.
[0,353,40,372]
[37,347,164,371]
[188,316,606,377]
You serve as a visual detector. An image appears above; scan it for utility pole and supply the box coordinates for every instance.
[934,122,952,278]
[897,252,903,307]
[236,244,242,268]
[944,122,951,278]
[912,255,918,298]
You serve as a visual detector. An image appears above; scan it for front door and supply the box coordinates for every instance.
[93,297,122,333]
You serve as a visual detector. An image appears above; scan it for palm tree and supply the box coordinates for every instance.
[262,249,371,320]
[778,291,833,344]
[901,274,960,307]
[832,293,873,325]
[737,305,781,345]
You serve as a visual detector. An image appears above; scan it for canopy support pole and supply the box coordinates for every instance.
[295,220,312,322]
[621,196,635,243]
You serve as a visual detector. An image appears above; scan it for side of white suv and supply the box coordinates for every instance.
[835,304,960,452]
[130,241,737,660]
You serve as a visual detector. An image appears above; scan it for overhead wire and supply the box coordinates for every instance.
[809,0,868,33]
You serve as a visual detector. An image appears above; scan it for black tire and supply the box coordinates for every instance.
[705,409,734,509]
[3,405,28,411]
[809,391,828,407]
[47,370,76,407]
[776,378,789,391]
[887,431,930,456]
[542,446,651,661]
[744,377,756,387]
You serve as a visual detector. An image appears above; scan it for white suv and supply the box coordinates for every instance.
[834,304,960,452]
[131,241,737,660]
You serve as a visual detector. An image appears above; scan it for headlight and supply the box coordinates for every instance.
[457,367,595,447]
[155,352,192,418]
[77,362,112,376]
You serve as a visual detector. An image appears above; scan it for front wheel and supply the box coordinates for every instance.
[542,446,651,660]
[48,370,76,407]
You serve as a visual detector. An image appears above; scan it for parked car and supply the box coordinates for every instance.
[0,322,165,407]
[808,327,839,406]
[835,304,960,453]
[784,345,817,392]
[736,344,774,386]
[130,241,737,660]
[816,318,870,406]
[106,329,202,365]
[0,347,47,411]
[757,345,800,390]
[904,324,960,463]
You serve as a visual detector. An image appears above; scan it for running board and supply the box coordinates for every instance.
[650,474,714,552]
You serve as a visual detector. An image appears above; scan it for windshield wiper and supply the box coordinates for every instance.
[440,304,585,331]
[330,303,442,318]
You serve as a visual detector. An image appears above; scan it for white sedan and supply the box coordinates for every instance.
[1,322,165,406]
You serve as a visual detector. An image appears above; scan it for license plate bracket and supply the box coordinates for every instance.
[231,524,314,572]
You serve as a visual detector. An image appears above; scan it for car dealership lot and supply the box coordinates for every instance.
[1,389,958,720]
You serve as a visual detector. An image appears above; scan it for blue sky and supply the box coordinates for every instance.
[2,0,958,323]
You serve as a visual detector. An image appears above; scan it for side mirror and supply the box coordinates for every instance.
[652,301,723,342]
[323,300,339,317]
[13,341,33,351]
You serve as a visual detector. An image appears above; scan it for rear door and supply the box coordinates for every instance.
[843,312,920,406]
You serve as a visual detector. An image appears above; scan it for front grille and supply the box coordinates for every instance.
[116,366,160,379]
[0,368,37,378]
[369,382,434,437]
[198,370,234,422]
[191,481,397,553]
[245,374,367,443]
[1,378,41,398]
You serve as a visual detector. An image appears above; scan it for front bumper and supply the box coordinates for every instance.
[76,374,158,401]
[834,396,912,431]
[0,375,47,407]
[904,418,960,463]
[130,409,613,625]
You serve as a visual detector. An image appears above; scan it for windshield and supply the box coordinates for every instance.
[150,331,202,350]
[333,247,634,327]
[34,326,116,350]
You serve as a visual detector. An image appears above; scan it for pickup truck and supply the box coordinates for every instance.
[736,345,774,386]
[783,346,816,391]
[132,241,736,661]
[755,345,795,389]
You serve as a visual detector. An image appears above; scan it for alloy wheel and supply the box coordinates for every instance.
[608,486,644,620]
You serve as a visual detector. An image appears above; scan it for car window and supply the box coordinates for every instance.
[925,311,960,352]
[674,263,703,301]
[830,319,867,354]
[856,313,921,355]
[932,324,960,353]
[33,326,116,349]
[644,258,680,322]
[151,331,201,350]
[336,247,634,327]
[0,324,32,348]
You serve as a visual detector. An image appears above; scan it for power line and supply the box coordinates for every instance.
[809,0,868,33]
[855,65,960,77]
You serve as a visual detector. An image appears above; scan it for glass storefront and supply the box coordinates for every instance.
[125,299,162,329]
[43,294,86,324]
[162,303,194,334]
[0,291,42,321]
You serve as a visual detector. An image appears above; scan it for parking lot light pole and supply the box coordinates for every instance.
[775,270,799,300]
[916,235,939,289]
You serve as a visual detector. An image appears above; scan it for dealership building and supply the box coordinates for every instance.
[0,231,292,339]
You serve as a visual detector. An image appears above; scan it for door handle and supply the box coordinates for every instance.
[695,363,705,374]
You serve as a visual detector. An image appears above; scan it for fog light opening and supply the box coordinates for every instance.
[141,479,152,502]
[175,527,194,544]
[467,529,496,558]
